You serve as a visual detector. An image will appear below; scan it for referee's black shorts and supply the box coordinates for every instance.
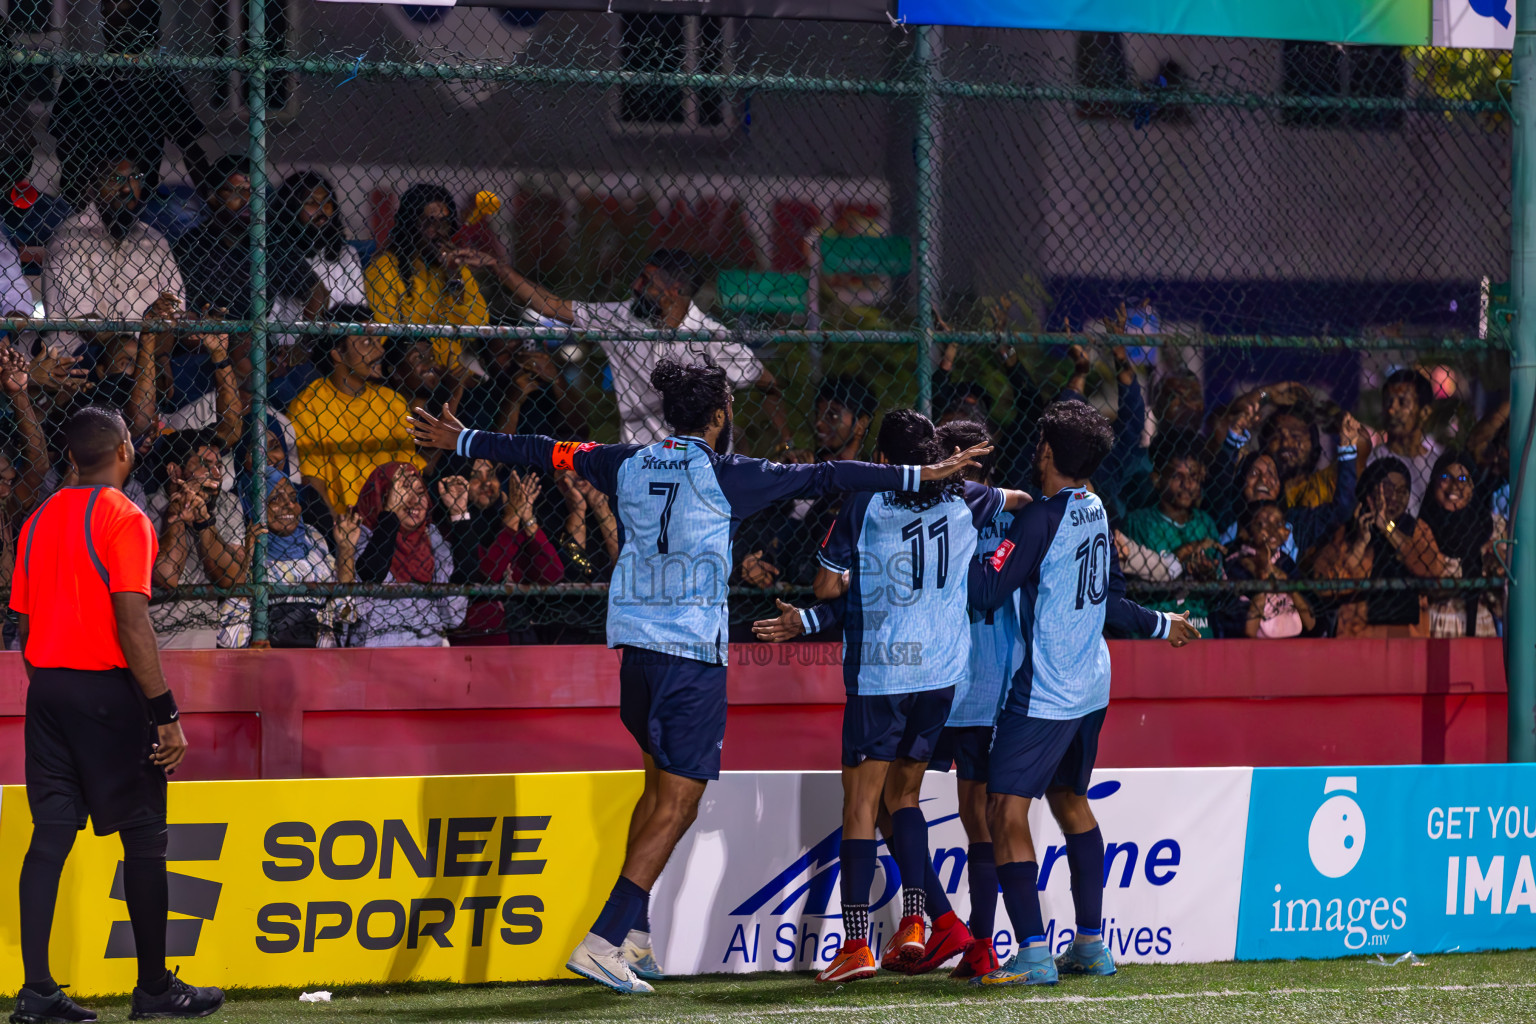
[25,667,167,835]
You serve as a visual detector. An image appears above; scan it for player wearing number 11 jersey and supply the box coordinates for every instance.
[408,362,988,996]
[798,410,1028,984]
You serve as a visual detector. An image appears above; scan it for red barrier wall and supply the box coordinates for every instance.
[0,638,1506,781]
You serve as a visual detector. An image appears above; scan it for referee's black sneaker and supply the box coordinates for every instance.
[127,970,223,1020]
[9,985,97,1023]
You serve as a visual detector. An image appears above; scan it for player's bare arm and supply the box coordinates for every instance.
[813,566,849,600]
[112,591,187,771]
[15,614,31,682]
[1000,489,1032,511]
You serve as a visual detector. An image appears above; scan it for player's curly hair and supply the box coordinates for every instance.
[1039,399,1114,480]
[936,419,994,484]
[651,359,732,436]
[879,409,962,510]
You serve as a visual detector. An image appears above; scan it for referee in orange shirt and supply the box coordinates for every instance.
[9,407,223,1023]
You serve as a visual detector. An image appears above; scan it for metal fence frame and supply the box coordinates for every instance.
[3,13,1529,756]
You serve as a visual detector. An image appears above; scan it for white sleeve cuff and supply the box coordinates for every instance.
[456,429,479,457]
[1153,611,1171,640]
[900,465,920,492]
[817,552,850,574]
[799,608,816,635]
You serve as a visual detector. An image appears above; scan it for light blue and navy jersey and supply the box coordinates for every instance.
[456,429,923,666]
[948,506,1020,728]
[970,487,1170,720]
[815,480,1004,697]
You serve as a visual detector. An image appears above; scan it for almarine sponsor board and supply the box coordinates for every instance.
[648,767,1252,972]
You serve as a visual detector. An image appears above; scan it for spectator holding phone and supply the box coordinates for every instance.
[1312,456,1445,637]
[365,184,488,371]
[1420,450,1505,638]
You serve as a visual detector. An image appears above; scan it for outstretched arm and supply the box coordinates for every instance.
[1105,537,1199,646]
[751,597,844,642]
[444,251,575,324]
[721,441,994,519]
[409,404,638,497]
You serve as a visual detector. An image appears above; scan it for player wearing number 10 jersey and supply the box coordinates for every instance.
[967,400,1199,989]
[408,362,989,996]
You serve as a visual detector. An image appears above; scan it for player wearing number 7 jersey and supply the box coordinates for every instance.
[407,361,989,996]
[967,400,1199,989]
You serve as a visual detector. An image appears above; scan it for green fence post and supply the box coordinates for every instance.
[245,0,271,646]
[912,25,940,417]
[1511,5,1536,762]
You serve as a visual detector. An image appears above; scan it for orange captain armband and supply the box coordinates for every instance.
[551,440,598,471]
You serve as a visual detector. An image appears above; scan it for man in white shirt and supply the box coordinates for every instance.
[42,155,185,356]
[0,224,35,318]
[1364,368,1441,516]
[481,248,790,446]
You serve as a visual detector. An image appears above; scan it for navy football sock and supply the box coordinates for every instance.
[889,808,932,921]
[839,839,878,945]
[591,876,648,947]
[923,858,954,919]
[967,842,998,939]
[1064,826,1105,933]
[635,890,651,936]
[997,861,1045,946]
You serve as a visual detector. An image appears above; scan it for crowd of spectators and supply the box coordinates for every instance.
[0,128,1511,646]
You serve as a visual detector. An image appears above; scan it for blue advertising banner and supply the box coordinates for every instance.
[894,1,1432,46]
[1237,766,1536,960]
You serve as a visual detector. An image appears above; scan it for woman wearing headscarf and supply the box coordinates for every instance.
[1420,450,1505,637]
[216,469,358,647]
[350,461,472,646]
[452,458,565,644]
[235,410,332,545]
[1312,456,1446,637]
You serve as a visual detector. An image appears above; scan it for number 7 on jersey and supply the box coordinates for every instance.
[650,481,681,554]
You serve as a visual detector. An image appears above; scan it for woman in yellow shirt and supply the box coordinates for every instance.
[364,184,489,369]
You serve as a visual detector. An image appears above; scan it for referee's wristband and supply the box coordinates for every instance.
[148,690,180,726]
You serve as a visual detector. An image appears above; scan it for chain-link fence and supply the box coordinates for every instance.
[0,6,1513,647]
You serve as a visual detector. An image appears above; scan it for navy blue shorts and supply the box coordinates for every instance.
[927,725,993,782]
[618,646,728,781]
[988,707,1108,799]
[842,687,955,768]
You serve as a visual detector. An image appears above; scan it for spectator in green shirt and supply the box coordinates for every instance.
[1122,431,1223,636]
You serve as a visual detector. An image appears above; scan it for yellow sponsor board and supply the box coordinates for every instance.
[0,772,641,996]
